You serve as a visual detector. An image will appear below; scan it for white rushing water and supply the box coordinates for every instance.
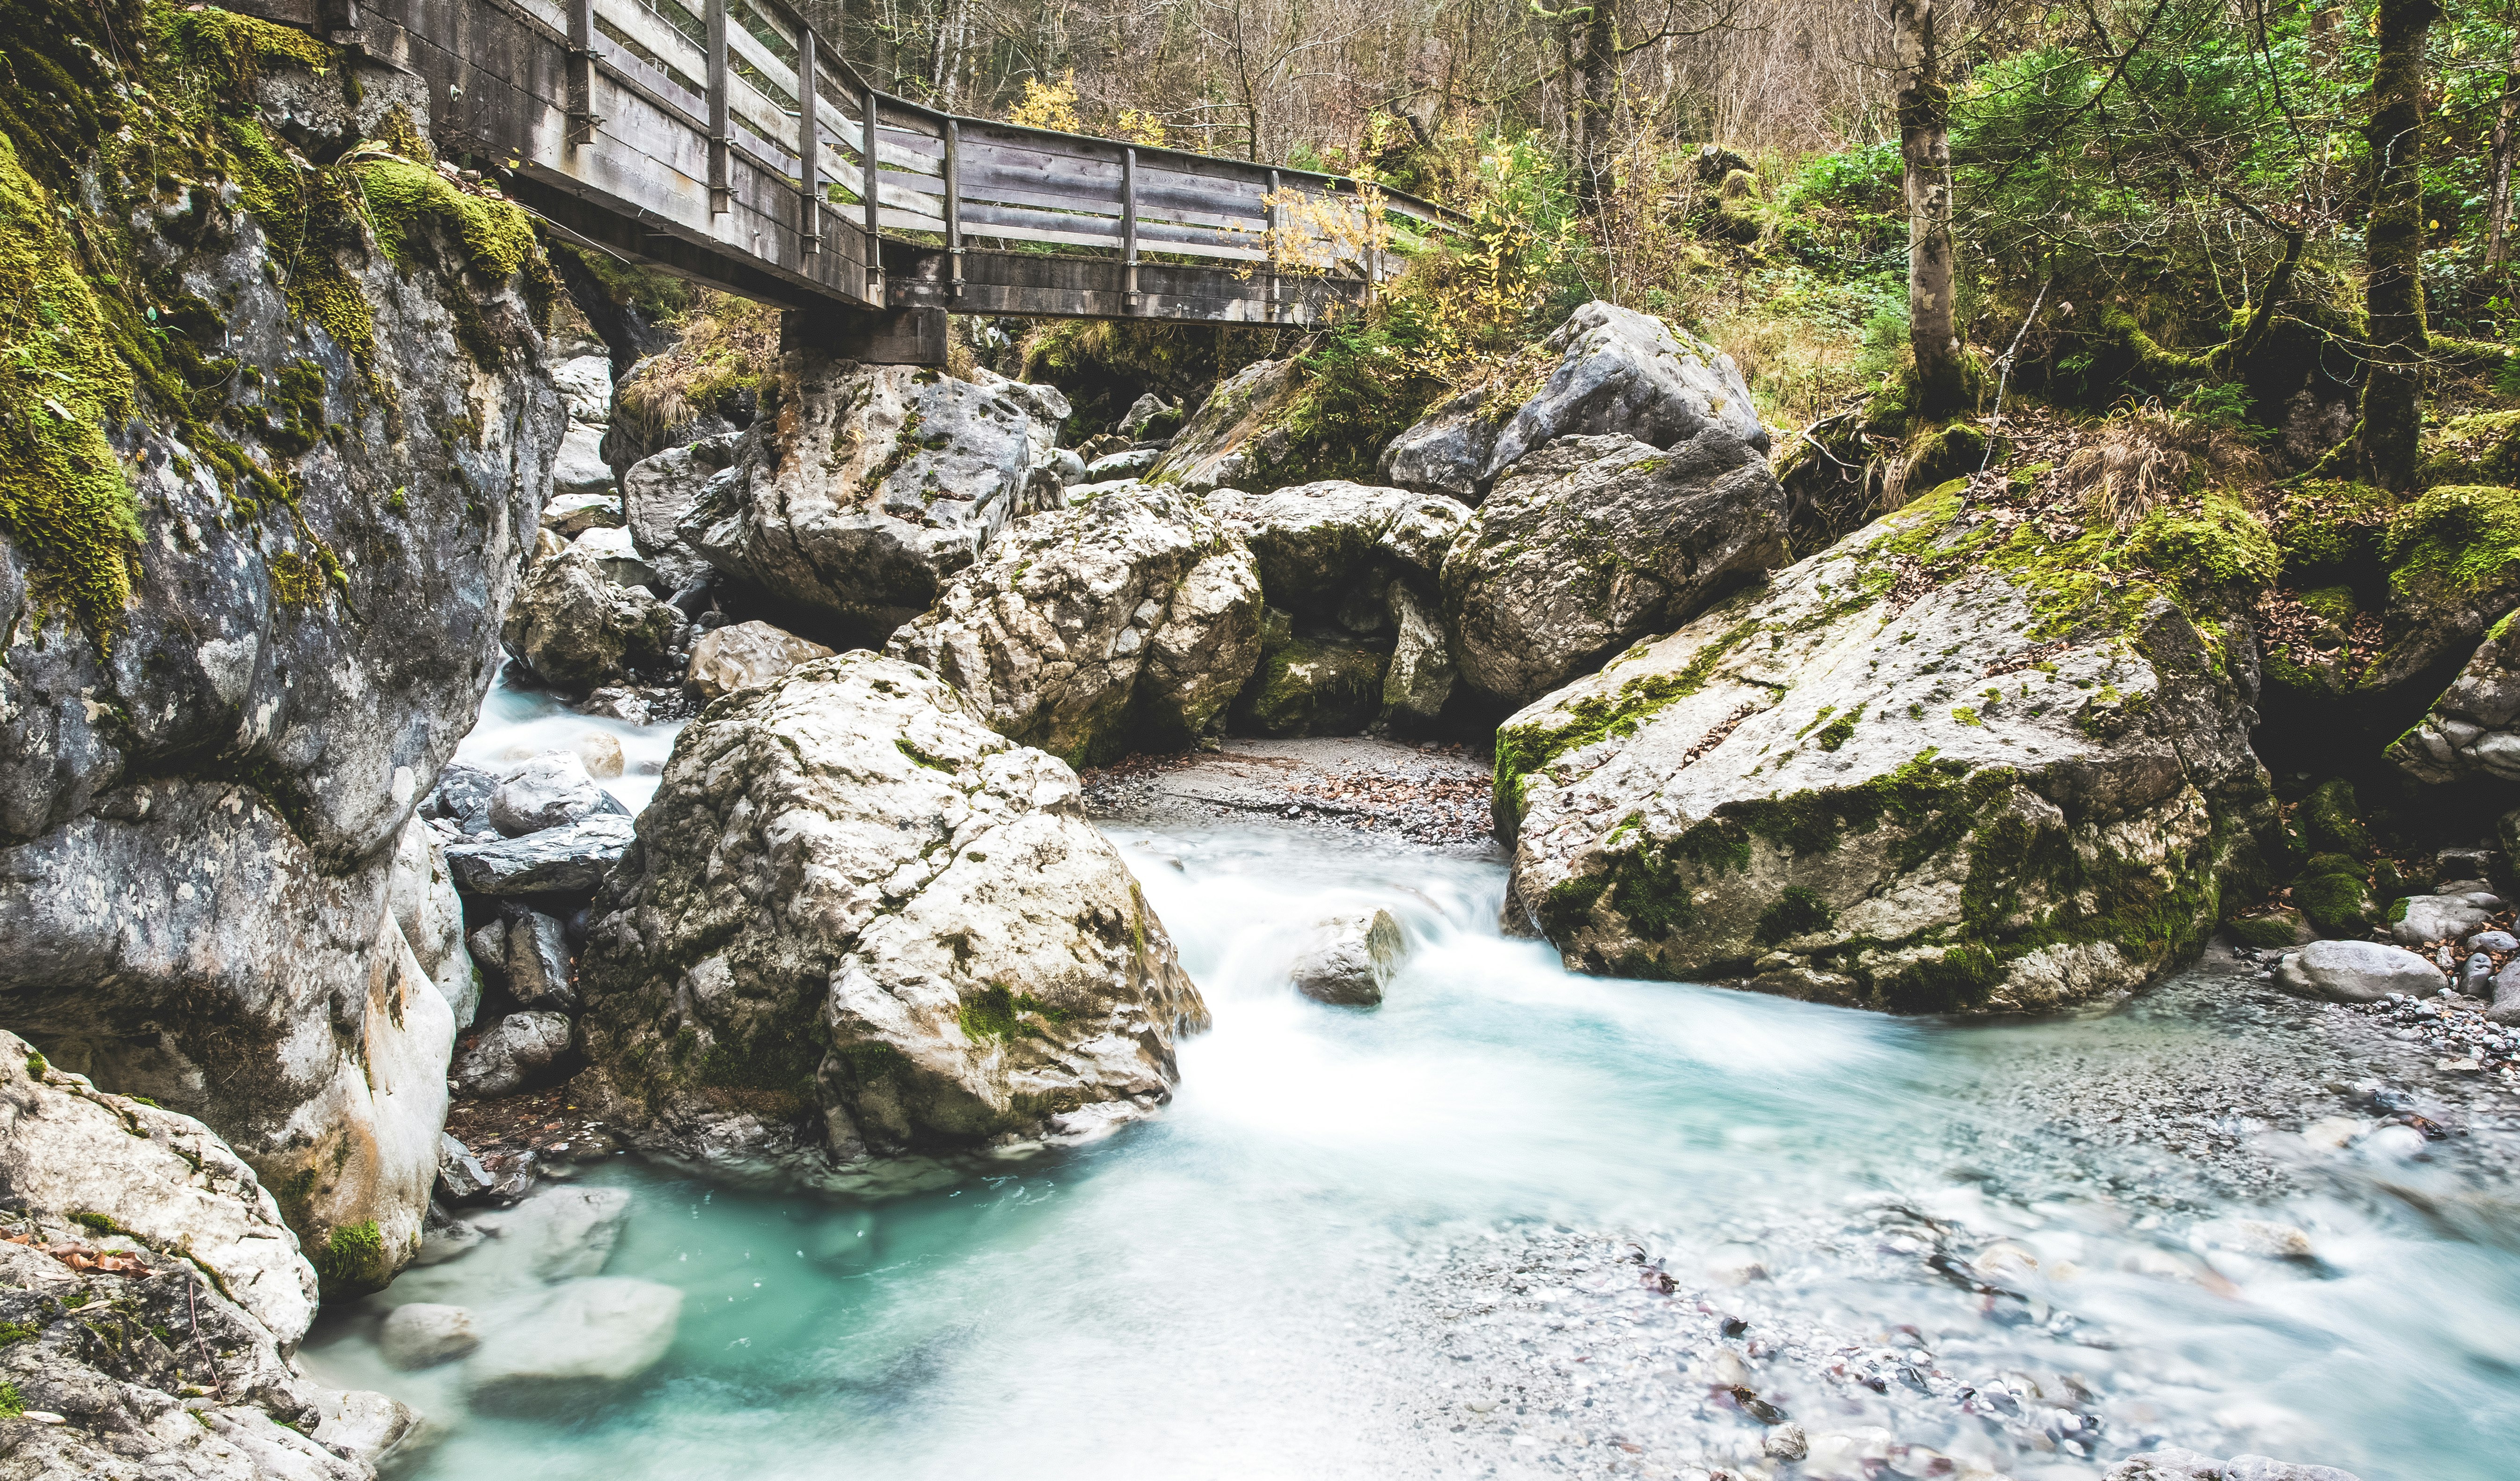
[451,669,686,812]
[324,689,2520,1478]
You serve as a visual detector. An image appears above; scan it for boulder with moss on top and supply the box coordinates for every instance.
[1496,476,2283,1015]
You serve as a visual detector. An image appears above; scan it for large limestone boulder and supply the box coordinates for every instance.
[1380,300,1770,502]
[2275,939,2443,1001]
[1145,357,1310,494]
[2390,610,2520,785]
[1497,483,2275,1014]
[1439,430,1790,708]
[887,484,1263,764]
[686,619,835,701]
[0,42,549,1286]
[620,432,739,592]
[575,654,1208,1177]
[0,1031,320,1346]
[680,347,1071,645]
[500,546,681,693]
[0,1030,426,1476]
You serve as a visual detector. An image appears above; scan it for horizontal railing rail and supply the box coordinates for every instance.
[529,0,1460,296]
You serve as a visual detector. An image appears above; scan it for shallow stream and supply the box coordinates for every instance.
[314,696,2520,1480]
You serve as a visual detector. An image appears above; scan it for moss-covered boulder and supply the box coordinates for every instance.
[1144,357,1310,494]
[1230,609,1391,737]
[1496,482,2279,1014]
[2290,853,2376,935]
[2257,483,2520,767]
[2294,778,2374,857]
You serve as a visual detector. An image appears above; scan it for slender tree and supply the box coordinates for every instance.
[1891,0,1966,415]
[2356,0,2442,490]
[2488,21,2520,273]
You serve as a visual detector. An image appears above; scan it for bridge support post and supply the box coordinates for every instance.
[783,306,946,368]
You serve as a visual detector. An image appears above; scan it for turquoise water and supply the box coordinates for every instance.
[304,826,2520,1480]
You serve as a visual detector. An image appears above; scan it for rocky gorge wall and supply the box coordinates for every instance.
[0,1,559,1290]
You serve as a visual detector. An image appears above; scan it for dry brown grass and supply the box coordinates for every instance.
[614,292,781,439]
[2054,409,2268,527]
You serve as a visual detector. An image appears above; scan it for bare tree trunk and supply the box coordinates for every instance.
[1570,0,1618,216]
[1891,0,1965,416]
[2489,25,2520,273]
[2356,0,2442,491]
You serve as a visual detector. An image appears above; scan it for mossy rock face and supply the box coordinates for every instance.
[2228,909,2313,949]
[1501,481,2274,1015]
[2294,778,2372,858]
[309,1220,391,1297]
[0,0,546,1288]
[1230,610,1390,737]
[2418,410,2520,488]
[2292,854,2375,934]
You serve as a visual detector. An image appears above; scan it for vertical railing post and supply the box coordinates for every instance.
[565,0,598,149]
[942,115,963,299]
[1265,168,1282,324]
[795,22,819,255]
[705,0,730,216]
[1121,146,1139,314]
[862,87,884,299]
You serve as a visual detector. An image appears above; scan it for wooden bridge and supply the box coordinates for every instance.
[230,0,1459,362]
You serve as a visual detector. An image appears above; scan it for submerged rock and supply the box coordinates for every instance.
[1439,430,1790,708]
[2106,1448,2362,1481]
[1497,482,2276,1014]
[1289,910,1407,1006]
[1379,300,1771,502]
[466,1277,683,1409]
[887,483,1262,764]
[379,1303,482,1370]
[686,619,836,701]
[680,348,1070,645]
[575,654,1208,1177]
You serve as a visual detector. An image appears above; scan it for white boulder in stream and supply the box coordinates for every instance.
[2276,940,2446,1001]
[466,1277,684,1410]
[575,653,1210,1178]
[1497,482,2277,1014]
[1289,910,1407,1006]
[887,483,1263,764]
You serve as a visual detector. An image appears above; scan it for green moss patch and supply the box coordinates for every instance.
[0,124,144,629]
[2382,485,2520,602]
[309,1219,388,1293]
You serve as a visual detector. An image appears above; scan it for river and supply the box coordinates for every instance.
[300,685,2520,1480]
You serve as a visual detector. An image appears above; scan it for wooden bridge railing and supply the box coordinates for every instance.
[254,0,1463,339]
